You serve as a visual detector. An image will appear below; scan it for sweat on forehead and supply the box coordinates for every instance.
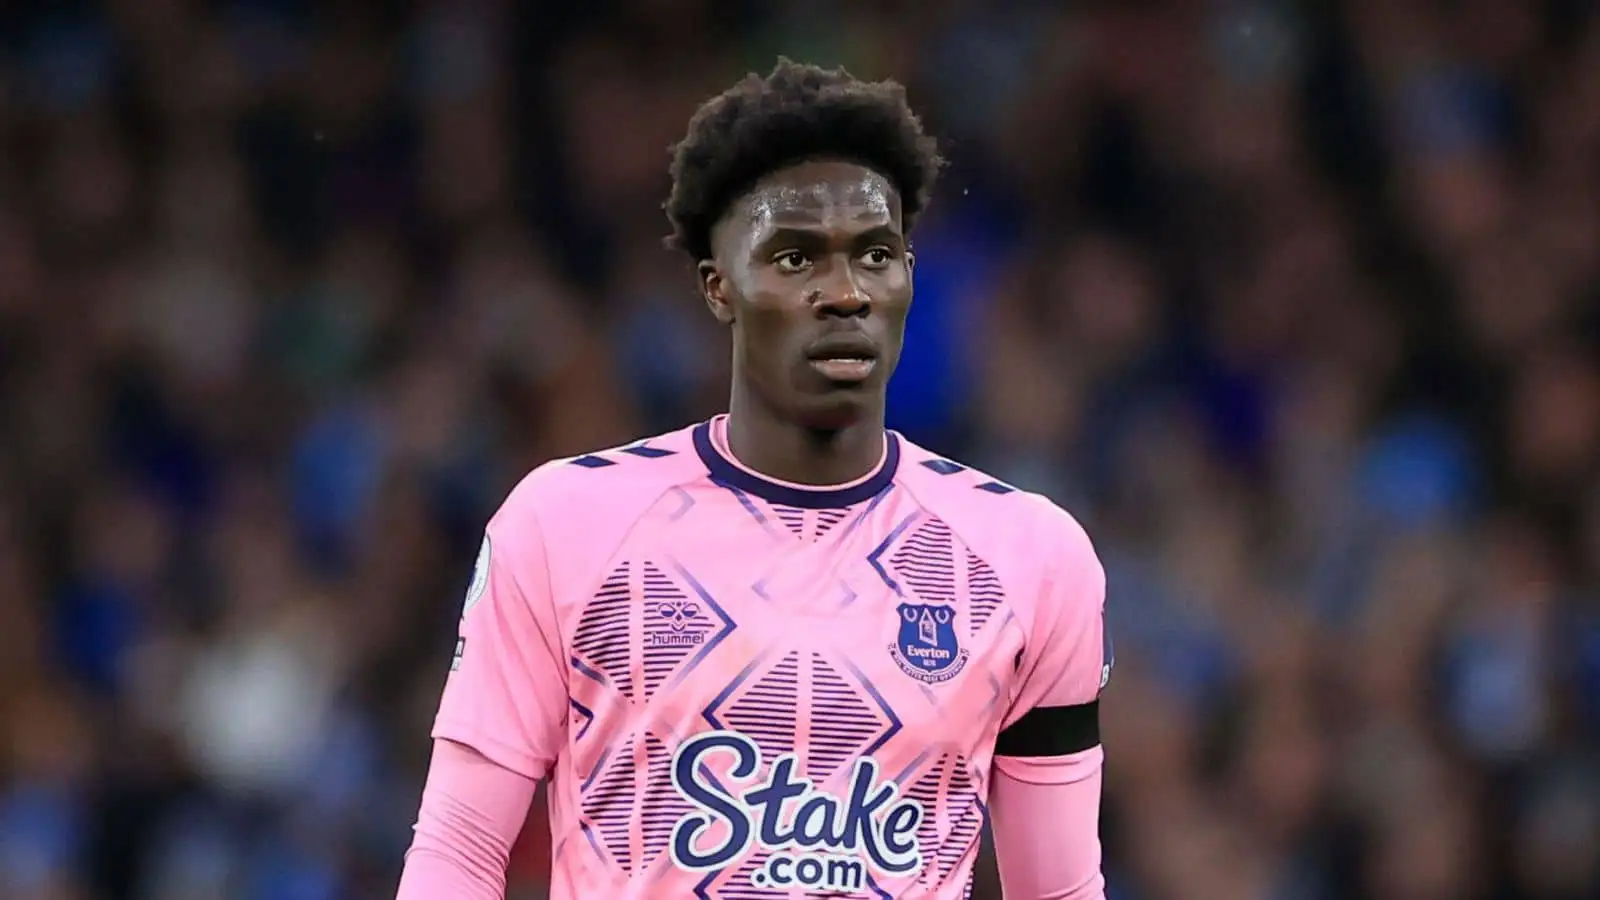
[730,162,901,227]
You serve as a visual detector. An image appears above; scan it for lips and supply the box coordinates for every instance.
[804,333,879,363]
[805,334,879,383]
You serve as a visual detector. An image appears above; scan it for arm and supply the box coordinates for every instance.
[396,739,538,900]
[989,725,1105,899]
[990,511,1110,900]
[397,506,569,898]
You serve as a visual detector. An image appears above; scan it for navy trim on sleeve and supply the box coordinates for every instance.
[995,701,1101,757]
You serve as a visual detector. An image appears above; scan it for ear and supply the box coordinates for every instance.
[699,260,735,325]
[906,250,916,272]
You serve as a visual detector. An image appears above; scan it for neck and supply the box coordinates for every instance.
[725,384,886,486]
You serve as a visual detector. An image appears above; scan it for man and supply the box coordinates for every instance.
[396,58,1110,899]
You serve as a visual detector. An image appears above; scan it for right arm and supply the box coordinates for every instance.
[397,509,569,899]
[396,739,538,899]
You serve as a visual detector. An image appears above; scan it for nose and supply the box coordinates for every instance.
[810,263,869,317]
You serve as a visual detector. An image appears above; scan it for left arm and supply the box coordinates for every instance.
[989,510,1110,900]
[990,709,1106,899]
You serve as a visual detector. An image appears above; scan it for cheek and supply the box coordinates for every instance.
[733,297,799,362]
[728,270,786,315]
[737,295,797,339]
[876,275,913,323]
[737,277,808,324]
[875,266,913,308]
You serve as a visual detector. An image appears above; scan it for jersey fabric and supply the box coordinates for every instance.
[433,416,1108,899]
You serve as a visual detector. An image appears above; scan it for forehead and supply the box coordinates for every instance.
[729,160,901,237]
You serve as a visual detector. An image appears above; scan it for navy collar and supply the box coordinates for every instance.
[692,420,899,509]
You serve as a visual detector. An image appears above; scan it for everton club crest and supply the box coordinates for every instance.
[889,603,969,684]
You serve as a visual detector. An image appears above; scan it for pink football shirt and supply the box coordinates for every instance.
[433,416,1108,898]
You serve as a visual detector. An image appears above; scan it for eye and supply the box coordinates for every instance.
[861,246,894,268]
[773,250,811,274]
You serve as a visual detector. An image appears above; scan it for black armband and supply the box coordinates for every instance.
[995,700,1100,757]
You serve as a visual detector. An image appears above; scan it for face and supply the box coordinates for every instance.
[700,160,914,430]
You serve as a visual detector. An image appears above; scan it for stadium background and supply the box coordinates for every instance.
[1,0,1597,898]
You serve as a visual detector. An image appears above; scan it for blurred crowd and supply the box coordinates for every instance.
[2,1,1598,899]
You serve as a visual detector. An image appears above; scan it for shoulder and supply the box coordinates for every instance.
[894,437,1102,619]
[488,424,706,559]
[894,437,1097,566]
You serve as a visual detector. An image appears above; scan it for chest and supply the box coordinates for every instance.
[560,509,1027,780]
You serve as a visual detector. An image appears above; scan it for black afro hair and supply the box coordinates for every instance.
[664,57,944,262]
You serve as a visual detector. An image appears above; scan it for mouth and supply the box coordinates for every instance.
[808,357,878,382]
[805,335,879,383]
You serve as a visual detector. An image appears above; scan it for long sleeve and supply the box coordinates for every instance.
[991,501,1110,899]
[989,749,1106,900]
[395,738,539,900]
[400,498,566,900]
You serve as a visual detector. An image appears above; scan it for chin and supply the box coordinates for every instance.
[790,390,875,431]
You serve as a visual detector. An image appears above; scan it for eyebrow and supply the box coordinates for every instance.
[750,223,905,257]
